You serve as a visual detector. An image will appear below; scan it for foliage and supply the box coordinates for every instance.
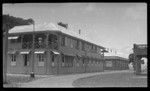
[3,15,34,83]
[3,14,34,33]
[129,53,134,63]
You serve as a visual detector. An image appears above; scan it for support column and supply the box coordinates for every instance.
[30,25,35,78]
[3,29,8,83]
[46,32,49,74]
[57,35,60,75]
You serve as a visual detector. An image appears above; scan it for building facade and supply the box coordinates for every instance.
[133,44,147,75]
[104,56,129,70]
[7,23,106,75]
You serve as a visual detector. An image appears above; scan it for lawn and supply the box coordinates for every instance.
[3,75,44,88]
[72,72,147,87]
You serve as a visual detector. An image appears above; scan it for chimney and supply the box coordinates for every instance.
[57,22,68,29]
[79,29,81,35]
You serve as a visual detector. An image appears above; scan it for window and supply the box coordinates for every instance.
[61,36,65,46]
[51,53,55,67]
[74,39,77,49]
[37,54,44,62]
[63,37,78,49]
[79,41,82,50]
[95,46,97,52]
[52,54,54,62]
[106,61,112,67]
[84,43,87,51]
[76,60,80,67]
[97,47,101,54]
[91,45,97,52]
[88,44,92,51]
[82,59,85,66]
[11,54,16,62]
[65,37,74,48]
[69,38,72,48]
[48,34,58,49]
[70,38,76,49]
[85,43,90,51]
[91,45,93,50]
[22,34,33,49]
[82,42,85,51]
[65,37,68,47]
[70,38,74,48]
[64,56,74,67]
[37,54,44,66]
[10,54,16,66]
[76,40,79,49]
[35,33,46,49]
[23,54,29,66]
[93,46,95,51]
[62,55,65,67]
[97,48,99,53]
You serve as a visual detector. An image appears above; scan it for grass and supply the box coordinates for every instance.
[72,72,147,87]
[3,75,44,88]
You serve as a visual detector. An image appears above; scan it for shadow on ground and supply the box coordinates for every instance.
[3,75,45,88]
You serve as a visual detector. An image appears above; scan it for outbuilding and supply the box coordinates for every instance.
[104,56,129,70]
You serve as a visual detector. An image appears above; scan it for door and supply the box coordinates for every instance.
[36,53,46,75]
[51,54,57,75]
[23,54,30,74]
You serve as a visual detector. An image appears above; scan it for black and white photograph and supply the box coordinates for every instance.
[3,3,147,88]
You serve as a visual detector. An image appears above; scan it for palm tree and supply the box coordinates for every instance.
[3,14,34,83]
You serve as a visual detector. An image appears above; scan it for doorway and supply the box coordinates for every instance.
[23,54,30,74]
[23,54,29,66]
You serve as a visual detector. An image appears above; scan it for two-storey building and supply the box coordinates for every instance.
[7,23,107,75]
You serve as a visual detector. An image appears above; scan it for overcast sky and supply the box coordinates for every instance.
[3,3,147,58]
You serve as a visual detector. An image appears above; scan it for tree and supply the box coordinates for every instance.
[129,53,134,63]
[3,14,34,83]
[128,53,136,71]
[3,15,34,34]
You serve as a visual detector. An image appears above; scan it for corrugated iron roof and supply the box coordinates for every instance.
[9,23,59,33]
[9,22,105,49]
[104,56,129,61]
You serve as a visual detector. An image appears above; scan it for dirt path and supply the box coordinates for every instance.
[20,70,133,87]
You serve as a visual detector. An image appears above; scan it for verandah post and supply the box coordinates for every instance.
[30,22,35,78]
[3,28,8,83]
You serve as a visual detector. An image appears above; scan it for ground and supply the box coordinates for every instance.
[3,74,45,87]
[72,71,147,87]
[3,70,147,88]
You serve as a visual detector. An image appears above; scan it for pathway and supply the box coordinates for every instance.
[20,70,133,88]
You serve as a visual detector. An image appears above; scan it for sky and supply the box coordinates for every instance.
[3,3,147,58]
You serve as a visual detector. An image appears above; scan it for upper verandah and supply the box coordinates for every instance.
[9,22,105,50]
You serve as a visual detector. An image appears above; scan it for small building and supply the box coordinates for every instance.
[132,44,147,75]
[7,23,107,75]
[104,56,129,70]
